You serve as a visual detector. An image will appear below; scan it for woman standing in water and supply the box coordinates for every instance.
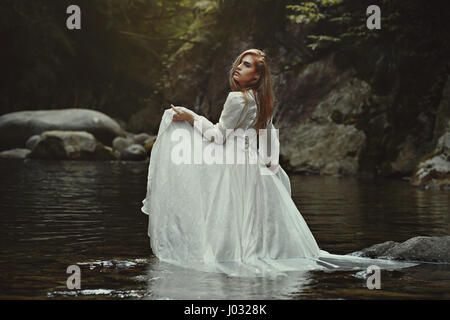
[142,49,416,277]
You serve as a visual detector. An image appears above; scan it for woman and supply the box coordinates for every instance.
[141,49,417,278]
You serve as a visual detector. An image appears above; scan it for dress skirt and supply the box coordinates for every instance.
[142,108,417,278]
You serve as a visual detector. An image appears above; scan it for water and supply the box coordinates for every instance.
[0,159,449,299]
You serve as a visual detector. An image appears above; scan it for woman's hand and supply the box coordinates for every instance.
[171,104,194,126]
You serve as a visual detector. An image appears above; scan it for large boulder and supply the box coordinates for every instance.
[28,130,117,160]
[275,54,371,176]
[281,122,366,176]
[0,108,126,151]
[351,236,450,263]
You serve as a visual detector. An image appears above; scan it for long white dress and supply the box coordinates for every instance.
[141,90,417,278]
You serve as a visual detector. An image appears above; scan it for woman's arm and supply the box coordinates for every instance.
[191,92,247,144]
[171,92,247,144]
[171,104,195,126]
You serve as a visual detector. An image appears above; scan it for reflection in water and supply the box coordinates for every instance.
[143,255,314,300]
[0,159,449,299]
[292,175,450,254]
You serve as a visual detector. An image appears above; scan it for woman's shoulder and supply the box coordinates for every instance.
[225,91,243,107]
[227,90,257,103]
[227,91,243,98]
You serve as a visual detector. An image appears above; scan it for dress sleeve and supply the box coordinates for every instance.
[192,92,247,144]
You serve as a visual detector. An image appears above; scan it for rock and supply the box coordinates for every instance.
[119,144,147,161]
[351,236,450,263]
[28,130,116,160]
[410,155,450,189]
[132,133,153,145]
[410,132,450,190]
[272,54,371,176]
[350,241,400,259]
[310,77,370,124]
[391,134,423,175]
[0,148,30,159]
[275,53,356,125]
[112,136,134,153]
[113,133,157,158]
[25,135,41,150]
[280,122,366,176]
[435,131,450,155]
[0,108,126,151]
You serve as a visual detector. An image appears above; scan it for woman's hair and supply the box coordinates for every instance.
[228,49,274,132]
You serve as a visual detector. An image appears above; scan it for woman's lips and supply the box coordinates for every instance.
[234,71,239,76]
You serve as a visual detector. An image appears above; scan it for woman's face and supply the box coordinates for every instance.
[233,54,259,88]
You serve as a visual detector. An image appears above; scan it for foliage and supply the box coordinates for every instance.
[0,0,296,120]
[286,0,450,60]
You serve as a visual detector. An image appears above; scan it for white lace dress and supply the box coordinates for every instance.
[141,90,417,277]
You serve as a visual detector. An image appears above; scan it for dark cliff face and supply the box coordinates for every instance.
[159,1,449,184]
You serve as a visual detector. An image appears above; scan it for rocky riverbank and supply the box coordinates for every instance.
[0,108,155,161]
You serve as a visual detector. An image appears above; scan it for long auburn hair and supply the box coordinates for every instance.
[228,49,274,133]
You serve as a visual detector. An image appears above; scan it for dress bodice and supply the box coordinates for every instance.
[181,90,278,168]
[190,90,259,143]
[234,90,258,131]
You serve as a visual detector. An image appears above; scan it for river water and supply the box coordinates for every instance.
[0,159,449,299]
